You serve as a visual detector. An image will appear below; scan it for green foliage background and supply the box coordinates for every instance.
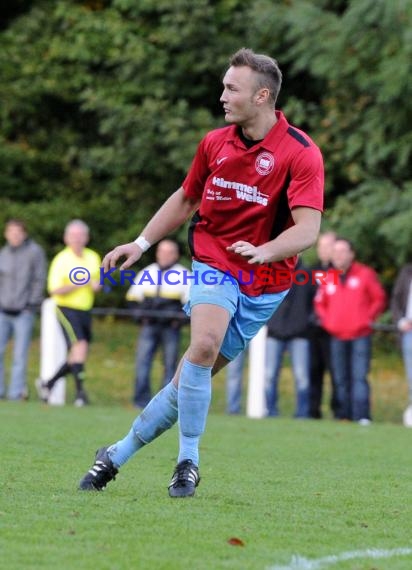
[1,0,411,301]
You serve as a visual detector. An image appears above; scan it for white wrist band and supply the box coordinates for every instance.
[134,236,151,252]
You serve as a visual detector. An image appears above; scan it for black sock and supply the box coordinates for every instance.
[71,363,85,393]
[46,362,71,389]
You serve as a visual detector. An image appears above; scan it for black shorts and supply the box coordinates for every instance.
[56,306,92,348]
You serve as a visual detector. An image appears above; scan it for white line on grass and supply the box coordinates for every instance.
[267,547,412,570]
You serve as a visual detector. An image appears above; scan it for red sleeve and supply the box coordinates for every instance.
[181,136,211,200]
[288,145,324,212]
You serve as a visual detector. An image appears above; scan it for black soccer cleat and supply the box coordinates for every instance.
[78,446,118,491]
[168,459,200,498]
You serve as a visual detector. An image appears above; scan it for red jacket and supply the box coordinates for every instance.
[314,261,386,340]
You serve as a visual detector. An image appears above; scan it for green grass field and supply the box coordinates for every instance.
[2,405,412,570]
[2,318,412,569]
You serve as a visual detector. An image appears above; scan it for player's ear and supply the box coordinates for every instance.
[255,88,270,105]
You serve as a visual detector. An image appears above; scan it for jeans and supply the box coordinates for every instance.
[225,351,246,414]
[330,335,372,421]
[401,330,412,403]
[265,337,310,418]
[133,322,181,407]
[0,310,35,399]
[308,326,338,419]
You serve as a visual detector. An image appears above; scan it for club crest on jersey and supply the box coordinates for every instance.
[255,152,274,176]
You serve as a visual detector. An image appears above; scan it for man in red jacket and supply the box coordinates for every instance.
[314,237,386,423]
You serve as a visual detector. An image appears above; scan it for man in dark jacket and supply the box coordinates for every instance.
[0,219,46,400]
[265,259,316,418]
[308,231,338,419]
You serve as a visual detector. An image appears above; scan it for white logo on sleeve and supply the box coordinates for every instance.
[216,156,228,165]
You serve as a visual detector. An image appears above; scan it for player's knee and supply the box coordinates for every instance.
[188,333,221,365]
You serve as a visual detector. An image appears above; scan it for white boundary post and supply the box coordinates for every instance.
[246,325,267,418]
[40,298,67,405]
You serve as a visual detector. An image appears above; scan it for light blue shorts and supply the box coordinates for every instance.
[183,260,289,361]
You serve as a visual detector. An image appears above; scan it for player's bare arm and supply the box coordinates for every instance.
[227,206,321,264]
[102,188,200,271]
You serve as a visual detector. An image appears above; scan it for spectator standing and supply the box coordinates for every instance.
[308,231,338,419]
[35,220,101,406]
[126,239,190,408]
[265,259,315,418]
[390,263,412,423]
[314,238,386,423]
[0,219,46,400]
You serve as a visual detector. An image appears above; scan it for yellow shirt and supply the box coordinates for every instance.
[48,247,101,310]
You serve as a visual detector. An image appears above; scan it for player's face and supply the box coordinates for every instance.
[220,66,262,125]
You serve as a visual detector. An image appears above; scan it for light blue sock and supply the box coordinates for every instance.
[108,381,178,468]
[178,359,212,466]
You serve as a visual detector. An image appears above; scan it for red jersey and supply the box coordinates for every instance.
[182,111,324,296]
[314,261,387,340]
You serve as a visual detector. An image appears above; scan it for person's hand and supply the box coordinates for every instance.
[227,241,266,264]
[102,242,143,271]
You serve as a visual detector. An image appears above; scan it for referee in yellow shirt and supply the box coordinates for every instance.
[36,220,101,406]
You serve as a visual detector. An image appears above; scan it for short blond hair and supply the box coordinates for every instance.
[229,48,282,107]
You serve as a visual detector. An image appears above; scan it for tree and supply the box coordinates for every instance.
[247,0,412,274]
[0,0,248,267]
[1,0,412,300]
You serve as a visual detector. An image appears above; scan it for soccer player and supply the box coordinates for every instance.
[79,48,324,497]
[36,220,101,406]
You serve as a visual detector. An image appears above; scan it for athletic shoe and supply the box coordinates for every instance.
[35,378,49,402]
[168,459,200,498]
[78,446,118,491]
[358,418,372,426]
[74,389,89,407]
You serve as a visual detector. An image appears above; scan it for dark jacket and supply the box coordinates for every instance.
[267,262,316,340]
[391,264,412,325]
